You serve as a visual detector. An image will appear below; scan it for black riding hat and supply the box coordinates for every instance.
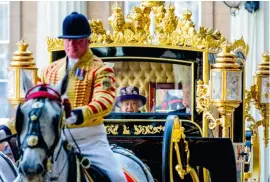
[58,12,91,39]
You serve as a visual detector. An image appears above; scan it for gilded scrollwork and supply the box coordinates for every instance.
[231,36,249,57]
[196,79,210,113]
[47,37,64,51]
[134,125,164,135]
[105,124,119,135]
[105,124,166,135]
[173,118,199,181]
[196,79,222,129]
[123,125,131,135]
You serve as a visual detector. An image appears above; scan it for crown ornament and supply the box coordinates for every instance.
[47,1,248,56]
[112,4,122,14]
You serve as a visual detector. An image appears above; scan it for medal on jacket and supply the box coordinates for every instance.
[75,68,86,80]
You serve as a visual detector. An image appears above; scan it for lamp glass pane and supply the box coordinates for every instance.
[7,69,15,98]
[211,71,222,100]
[261,77,270,104]
[20,69,34,97]
[226,71,242,101]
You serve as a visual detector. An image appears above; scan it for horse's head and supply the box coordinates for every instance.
[16,70,69,181]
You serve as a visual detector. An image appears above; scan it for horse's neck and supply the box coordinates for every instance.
[48,140,69,182]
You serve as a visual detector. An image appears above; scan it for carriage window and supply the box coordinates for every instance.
[105,60,192,119]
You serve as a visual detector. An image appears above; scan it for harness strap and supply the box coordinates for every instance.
[83,164,111,182]
[62,141,79,182]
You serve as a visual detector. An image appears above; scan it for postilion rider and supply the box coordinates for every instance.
[0,12,127,182]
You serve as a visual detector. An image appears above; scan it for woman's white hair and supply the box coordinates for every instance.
[119,100,144,108]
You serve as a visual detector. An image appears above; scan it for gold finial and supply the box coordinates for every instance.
[112,3,122,13]
[183,9,192,20]
[197,79,204,85]
[10,39,35,67]
[166,2,175,13]
[256,51,269,75]
[133,6,143,14]
[261,51,269,62]
[141,1,165,8]
[215,41,239,68]
[221,41,232,53]
[17,39,29,52]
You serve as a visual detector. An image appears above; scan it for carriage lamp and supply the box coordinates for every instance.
[210,42,242,137]
[8,39,38,107]
[196,42,242,138]
[246,51,270,147]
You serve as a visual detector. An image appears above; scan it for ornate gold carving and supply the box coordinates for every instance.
[47,37,64,51]
[105,124,119,135]
[173,117,199,182]
[89,19,112,44]
[134,125,164,135]
[105,124,166,135]
[231,36,249,57]
[245,52,270,147]
[46,2,247,53]
[123,125,131,135]
[196,80,222,129]
[196,79,210,113]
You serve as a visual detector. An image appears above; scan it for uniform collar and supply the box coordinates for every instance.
[66,48,94,68]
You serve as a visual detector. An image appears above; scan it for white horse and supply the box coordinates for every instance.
[0,71,154,182]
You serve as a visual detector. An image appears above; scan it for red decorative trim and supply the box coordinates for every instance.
[95,91,115,98]
[96,101,107,110]
[103,67,114,73]
[123,170,136,182]
[88,105,98,114]
[100,96,113,105]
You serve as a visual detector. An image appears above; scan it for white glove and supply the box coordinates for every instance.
[65,112,77,125]
[0,130,7,141]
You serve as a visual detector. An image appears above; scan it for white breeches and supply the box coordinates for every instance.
[63,125,127,182]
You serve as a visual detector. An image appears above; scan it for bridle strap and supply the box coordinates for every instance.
[25,84,62,103]
[26,91,61,103]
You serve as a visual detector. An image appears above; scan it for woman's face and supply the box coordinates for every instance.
[64,38,90,59]
[121,99,139,113]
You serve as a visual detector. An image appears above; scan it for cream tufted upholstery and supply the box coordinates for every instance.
[114,61,176,112]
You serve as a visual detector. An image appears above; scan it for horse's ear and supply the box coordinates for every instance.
[15,104,24,134]
[54,71,69,96]
[21,69,34,93]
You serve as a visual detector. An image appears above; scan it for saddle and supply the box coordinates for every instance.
[62,140,111,182]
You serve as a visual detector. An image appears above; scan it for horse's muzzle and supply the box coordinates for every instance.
[19,162,44,176]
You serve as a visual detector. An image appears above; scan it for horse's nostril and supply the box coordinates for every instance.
[36,164,44,174]
[20,163,44,175]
